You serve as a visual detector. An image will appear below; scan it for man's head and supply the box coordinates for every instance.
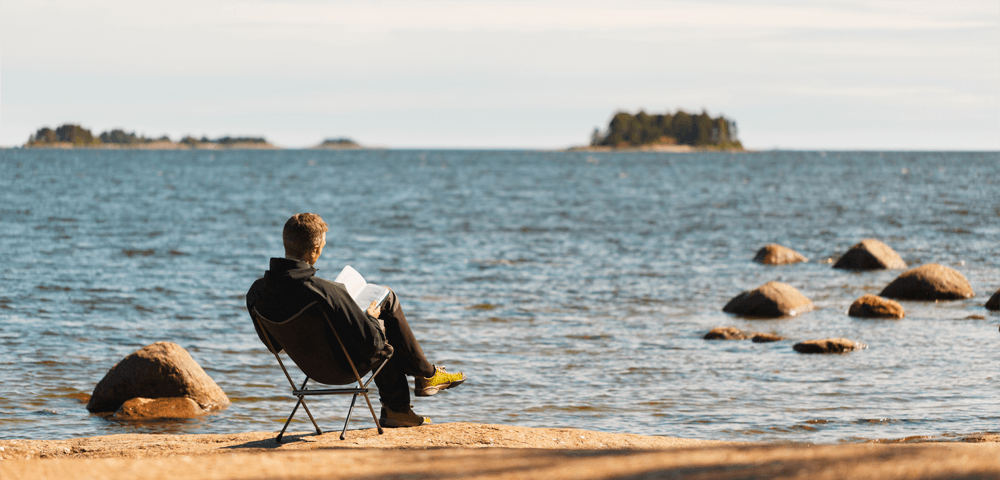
[283,213,329,264]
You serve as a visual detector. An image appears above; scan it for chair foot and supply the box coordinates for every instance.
[276,433,284,444]
[340,432,347,440]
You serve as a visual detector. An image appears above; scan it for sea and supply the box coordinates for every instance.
[1,148,997,443]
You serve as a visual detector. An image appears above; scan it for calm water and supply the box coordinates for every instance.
[1,149,997,443]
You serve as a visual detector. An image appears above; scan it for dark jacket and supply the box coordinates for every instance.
[246,258,387,368]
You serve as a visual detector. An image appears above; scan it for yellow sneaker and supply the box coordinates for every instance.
[414,365,466,397]
[380,405,431,428]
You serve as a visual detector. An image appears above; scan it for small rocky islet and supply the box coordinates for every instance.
[710,239,993,354]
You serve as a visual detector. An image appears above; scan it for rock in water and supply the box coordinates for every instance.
[86,342,230,413]
[986,289,999,311]
[793,338,867,354]
[703,327,752,340]
[722,282,814,318]
[832,239,906,270]
[848,294,905,319]
[751,333,785,343]
[880,263,975,300]
[113,397,207,419]
[753,244,807,265]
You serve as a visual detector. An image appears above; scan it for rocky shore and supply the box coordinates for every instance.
[1,423,996,480]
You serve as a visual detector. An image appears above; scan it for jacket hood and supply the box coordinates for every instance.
[265,257,317,282]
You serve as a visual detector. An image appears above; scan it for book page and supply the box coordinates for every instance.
[334,265,366,299]
[354,284,390,312]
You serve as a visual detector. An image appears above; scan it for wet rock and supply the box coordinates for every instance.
[722,281,814,318]
[753,244,807,265]
[879,263,975,301]
[751,333,785,343]
[87,342,229,413]
[793,338,867,354]
[986,289,999,311]
[703,327,752,340]
[848,294,904,319]
[832,239,906,270]
[113,397,207,420]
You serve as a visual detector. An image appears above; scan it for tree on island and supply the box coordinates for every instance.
[592,109,741,149]
[28,124,99,146]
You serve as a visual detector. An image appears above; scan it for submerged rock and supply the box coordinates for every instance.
[832,239,906,270]
[986,289,999,311]
[751,333,785,343]
[703,327,753,340]
[113,397,207,420]
[848,294,904,319]
[793,338,867,354]
[723,281,814,318]
[87,342,229,413]
[880,263,975,301]
[753,244,807,265]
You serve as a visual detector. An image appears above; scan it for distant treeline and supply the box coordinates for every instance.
[592,110,741,149]
[26,124,269,147]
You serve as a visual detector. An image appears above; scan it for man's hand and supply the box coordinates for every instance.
[366,300,382,319]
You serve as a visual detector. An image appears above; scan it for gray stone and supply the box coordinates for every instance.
[723,281,814,318]
[751,333,785,343]
[833,239,906,270]
[704,327,752,340]
[87,342,229,413]
[880,263,975,301]
[986,289,999,311]
[793,338,867,354]
[753,244,807,265]
[113,397,207,420]
[848,294,904,319]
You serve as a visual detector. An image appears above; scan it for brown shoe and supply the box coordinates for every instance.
[380,405,431,428]
[415,365,466,397]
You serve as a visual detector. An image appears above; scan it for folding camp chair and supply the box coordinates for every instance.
[250,301,393,442]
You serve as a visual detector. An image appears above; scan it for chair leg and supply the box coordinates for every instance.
[296,376,323,435]
[276,396,303,444]
[300,398,323,435]
[340,393,360,440]
[361,391,384,435]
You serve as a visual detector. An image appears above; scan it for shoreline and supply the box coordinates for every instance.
[1,423,997,480]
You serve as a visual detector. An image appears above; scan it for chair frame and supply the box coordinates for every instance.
[251,301,392,442]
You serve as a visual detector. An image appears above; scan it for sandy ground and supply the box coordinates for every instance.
[1,423,997,480]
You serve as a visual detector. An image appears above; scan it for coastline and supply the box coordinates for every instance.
[1,423,997,479]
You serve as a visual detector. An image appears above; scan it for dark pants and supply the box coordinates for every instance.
[373,288,435,411]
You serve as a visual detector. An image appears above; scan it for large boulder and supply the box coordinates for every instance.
[880,263,975,301]
[703,327,752,340]
[87,342,229,414]
[753,244,807,265]
[723,281,814,318]
[986,289,999,311]
[848,294,904,319]
[832,239,906,270]
[113,397,208,420]
[793,338,867,354]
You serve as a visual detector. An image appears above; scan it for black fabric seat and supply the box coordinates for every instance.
[251,301,392,442]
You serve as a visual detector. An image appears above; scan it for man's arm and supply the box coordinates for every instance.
[307,277,388,363]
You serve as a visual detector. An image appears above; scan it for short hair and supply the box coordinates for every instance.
[283,213,329,258]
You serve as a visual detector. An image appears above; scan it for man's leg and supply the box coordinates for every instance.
[373,288,434,411]
[378,288,435,378]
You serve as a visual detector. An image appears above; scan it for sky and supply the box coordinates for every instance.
[1,0,997,150]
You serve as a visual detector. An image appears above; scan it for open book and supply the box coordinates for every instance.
[334,265,390,312]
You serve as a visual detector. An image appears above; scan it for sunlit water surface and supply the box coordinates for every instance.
[1,149,997,443]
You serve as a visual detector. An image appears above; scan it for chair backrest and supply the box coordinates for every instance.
[251,301,367,385]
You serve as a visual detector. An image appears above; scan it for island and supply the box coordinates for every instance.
[24,124,277,150]
[579,109,743,152]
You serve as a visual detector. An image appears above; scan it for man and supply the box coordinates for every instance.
[246,213,465,427]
